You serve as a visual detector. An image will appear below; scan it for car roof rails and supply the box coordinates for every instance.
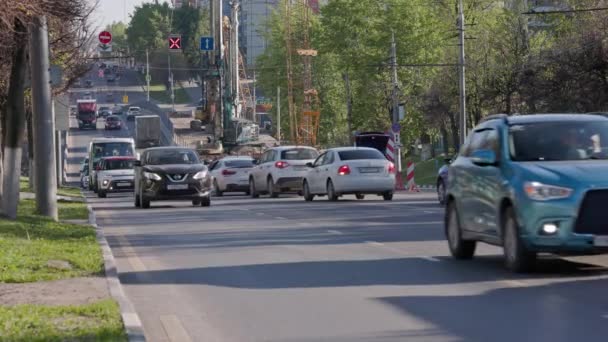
[481,113,509,123]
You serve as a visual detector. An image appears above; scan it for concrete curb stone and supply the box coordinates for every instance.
[87,205,146,341]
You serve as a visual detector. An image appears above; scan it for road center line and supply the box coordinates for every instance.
[275,216,287,220]
[418,256,441,262]
[160,315,193,342]
[116,235,147,272]
[327,230,343,235]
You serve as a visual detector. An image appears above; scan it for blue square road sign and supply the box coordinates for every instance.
[200,37,214,51]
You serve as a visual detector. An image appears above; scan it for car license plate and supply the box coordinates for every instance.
[167,184,188,190]
[359,167,380,173]
[116,182,131,187]
[594,236,608,246]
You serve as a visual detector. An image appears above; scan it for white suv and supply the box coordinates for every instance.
[249,146,319,198]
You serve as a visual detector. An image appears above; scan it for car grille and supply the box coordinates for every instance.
[110,180,133,189]
[574,190,608,235]
[167,174,188,182]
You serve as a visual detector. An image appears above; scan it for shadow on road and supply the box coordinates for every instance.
[376,275,608,342]
[118,255,607,289]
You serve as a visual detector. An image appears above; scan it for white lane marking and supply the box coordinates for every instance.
[327,230,343,235]
[424,211,435,214]
[365,241,384,246]
[160,315,193,342]
[602,314,608,319]
[418,256,441,262]
[275,216,287,220]
[256,212,265,216]
[502,280,527,287]
[239,208,250,211]
[116,235,146,272]
[297,222,312,227]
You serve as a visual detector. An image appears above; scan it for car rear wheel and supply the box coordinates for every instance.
[192,199,201,206]
[214,180,223,197]
[249,178,259,198]
[503,206,536,273]
[445,201,476,259]
[437,179,446,205]
[303,181,314,202]
[201,196,211,207]
[140,188,150,209]
[355,194,365,200]
[134,191,141,208]
[268,178,279,198]
[327,180,338,201]
[98,190,107,198]
[382,192,393,201]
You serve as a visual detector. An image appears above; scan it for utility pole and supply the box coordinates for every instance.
[277,86,281,144]
[253,71,256,122]
[146,49,150,102]
[30,16,58,220]
[343,72,352,144]
[458,0,467,146]
[390,32,402,174]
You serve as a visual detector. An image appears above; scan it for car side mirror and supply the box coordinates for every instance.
[306,162,314,168]
[444,158,452,164]
[471,149,497,166]
[253,159,259,165]
[133,160,142,167]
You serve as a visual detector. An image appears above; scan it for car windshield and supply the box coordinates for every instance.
[147,150,200,165]
[106,116,118,122]
[338,149,386,160]
[104,159,134,170]
[280,148,318,160]
[92,142,134,159]
[509,121,608,161]
[225,159,254,168]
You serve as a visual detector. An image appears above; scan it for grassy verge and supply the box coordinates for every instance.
[402,157,448,186]
[0,299,127,342]
[0,199,101,283]
[20,177,83,198]
[148,83,190,104]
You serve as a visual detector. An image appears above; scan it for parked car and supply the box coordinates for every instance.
[209,156,255,196]
[302,147,395,201]
[445,113,608,273]
[126,106,142,121]
[437,156,455,205]
[104,115,122,130]
[249,146,319,198]
[134,147,212,208]
[96,157,136,198]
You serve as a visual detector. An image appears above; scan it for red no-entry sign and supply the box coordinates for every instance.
[99,31,112,45]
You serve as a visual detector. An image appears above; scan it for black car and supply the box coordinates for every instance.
[134,147,212,209]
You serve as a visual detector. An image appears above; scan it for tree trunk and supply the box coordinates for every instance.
[2,20,28,219]
[448,111,459,153]
[27,109,34,191]
[440,124,449,155]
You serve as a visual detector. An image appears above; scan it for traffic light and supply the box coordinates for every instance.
[169,35,182,50]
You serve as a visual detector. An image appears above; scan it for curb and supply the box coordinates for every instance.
[87,205,146,341]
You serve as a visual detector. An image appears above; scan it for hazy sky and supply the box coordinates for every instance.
[91,0,152,30]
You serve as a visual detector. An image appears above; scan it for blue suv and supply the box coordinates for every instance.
[445,114,608,272]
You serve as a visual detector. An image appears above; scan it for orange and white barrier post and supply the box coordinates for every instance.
[406,161,420,192]
[386,132,405,190]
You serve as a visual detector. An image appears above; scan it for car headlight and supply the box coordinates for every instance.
[193,170,208,180]
[143,171,162,181]
[524,182,573,201]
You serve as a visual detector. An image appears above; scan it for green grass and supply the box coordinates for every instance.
[0,299,127,342]
[402,157,448,186]
[0,200,102,283]
[20,177,83,198]
[148,83,190,104]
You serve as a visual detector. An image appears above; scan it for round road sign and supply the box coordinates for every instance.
[98,31,112,45]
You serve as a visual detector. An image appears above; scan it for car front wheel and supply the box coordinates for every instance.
[327,180,338,201]
[268,178,279,198]
[214,180,223,197]
[140,187,150,209]
[249,178,260,198]
[503,206,536,272]
[303,181,314,202]
[201,196,211,207]
[437,179,446,205]
[382,192,393,201]
[445,201,476,259]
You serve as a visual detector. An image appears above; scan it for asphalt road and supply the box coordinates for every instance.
[66,66,608,342]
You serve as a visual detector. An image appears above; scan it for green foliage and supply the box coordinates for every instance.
[105,22,128,53]
[0,200,102,283]
[0,299,127,342]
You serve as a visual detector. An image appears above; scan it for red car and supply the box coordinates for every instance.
[104,115,122,130]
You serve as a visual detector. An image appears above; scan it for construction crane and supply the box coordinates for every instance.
[284,0,320,146]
